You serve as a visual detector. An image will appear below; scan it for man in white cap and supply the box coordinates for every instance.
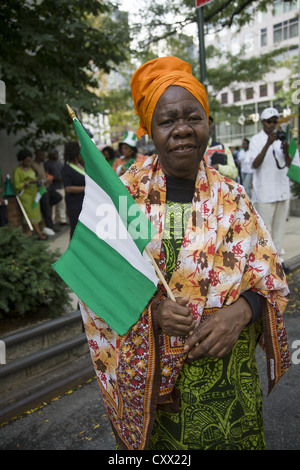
[248,107,292,271]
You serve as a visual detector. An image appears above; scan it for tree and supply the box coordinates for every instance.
[130,0,277,53]
[0,0,130,148]
[128,0,291,118]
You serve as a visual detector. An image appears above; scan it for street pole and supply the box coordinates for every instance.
[197,6,207,87]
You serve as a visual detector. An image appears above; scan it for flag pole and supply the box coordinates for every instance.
[16,195,33,231]
[65,104,176,302]
[145,247,176,301]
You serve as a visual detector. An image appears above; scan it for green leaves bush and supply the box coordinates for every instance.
[0,227,72,319]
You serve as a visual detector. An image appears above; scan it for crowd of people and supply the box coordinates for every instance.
[0,132,153,238]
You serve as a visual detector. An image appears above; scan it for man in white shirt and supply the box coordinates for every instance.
[248,107,292,268]
[238,138,253,199]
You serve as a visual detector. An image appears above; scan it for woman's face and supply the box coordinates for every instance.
[151,85,209,180]
[121,143,134,158]
[21,156,32,168]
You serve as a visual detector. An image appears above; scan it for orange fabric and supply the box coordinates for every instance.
[131,56,209,139]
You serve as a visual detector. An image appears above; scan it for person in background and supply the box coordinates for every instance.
[205,116,238,181]
[238,138,253,199]
[112,131,138,176]
[31,149,57,236]
[13,149,47,240]
[101,146,117,167]
[44,149,68,226]
[248,107,292,271]
[62,141,85,239]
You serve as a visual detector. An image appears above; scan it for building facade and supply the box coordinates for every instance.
[205,0,299,146]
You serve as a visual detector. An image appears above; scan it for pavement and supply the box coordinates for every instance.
[0,215,300,452]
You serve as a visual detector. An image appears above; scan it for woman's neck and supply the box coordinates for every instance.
[165,174,195,203]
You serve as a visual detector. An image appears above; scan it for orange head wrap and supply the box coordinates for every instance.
[131,56,209,140]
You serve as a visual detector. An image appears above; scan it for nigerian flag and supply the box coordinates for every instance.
[53,109,159,335]
[286,125,300,184]
[32,184,47,208]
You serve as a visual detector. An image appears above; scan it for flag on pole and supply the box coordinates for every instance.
[52,106,159,335]
[32,184,47,208]
[286,125,300,184]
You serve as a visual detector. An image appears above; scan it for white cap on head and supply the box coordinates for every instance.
[261,107,279,121]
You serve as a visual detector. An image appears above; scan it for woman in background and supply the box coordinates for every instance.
[13,149,47,240]
[62,141,85,239]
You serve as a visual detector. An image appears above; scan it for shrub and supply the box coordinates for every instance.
[0,227,72,319]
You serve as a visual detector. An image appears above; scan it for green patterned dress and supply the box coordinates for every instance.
[148,200,266,450]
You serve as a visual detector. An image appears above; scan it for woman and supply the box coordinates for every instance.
[62,141,85,239]
[80,57,290,450]
[13,149,47,240]
[112,131,138,176]
[101,145,117,167]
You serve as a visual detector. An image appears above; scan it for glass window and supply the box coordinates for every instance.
[260,28,267,47]
[221,93,228,104]
[233,90,241,102]
[273,0,299,16]
[274,81,283,94]
[260,84,268,97]
[246,88,254,100]
[273,18,299,43]
[244,32,254,51]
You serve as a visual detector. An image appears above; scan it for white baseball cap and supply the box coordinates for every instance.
[261,107,279,121]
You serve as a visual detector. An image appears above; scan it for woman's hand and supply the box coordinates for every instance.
[157,297,195,337]
[183,297,252,361]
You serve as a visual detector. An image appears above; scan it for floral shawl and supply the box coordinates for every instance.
[80,155,290,450]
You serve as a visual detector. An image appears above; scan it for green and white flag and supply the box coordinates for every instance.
[53,113,159,335]
[286,125,300,184]
[32,184,47,208]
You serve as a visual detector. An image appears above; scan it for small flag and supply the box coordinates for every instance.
[286,125,300,184]
[52,107,159,335]
[32,185,47,208]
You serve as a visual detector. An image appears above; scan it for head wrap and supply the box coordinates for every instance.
[131,56,209,139]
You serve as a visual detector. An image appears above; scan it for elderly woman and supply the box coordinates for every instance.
[80,57,290,451]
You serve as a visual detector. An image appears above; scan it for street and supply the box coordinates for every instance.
[0,270,299,451]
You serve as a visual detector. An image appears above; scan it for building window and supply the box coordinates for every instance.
[221,93,228,104]
[259,84,268,97]
[274,81,282,94]
[234,90,241,102]
[274,18,299,43]
[246,88,254,100]
[260,28,267,47]
[233,90,241,102]
[244,32,254,51]
[273,0,299,16]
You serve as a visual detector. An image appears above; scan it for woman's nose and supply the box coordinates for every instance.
[172,119,192,136]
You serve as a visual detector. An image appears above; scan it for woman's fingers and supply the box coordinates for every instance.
[157,297,195,336]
